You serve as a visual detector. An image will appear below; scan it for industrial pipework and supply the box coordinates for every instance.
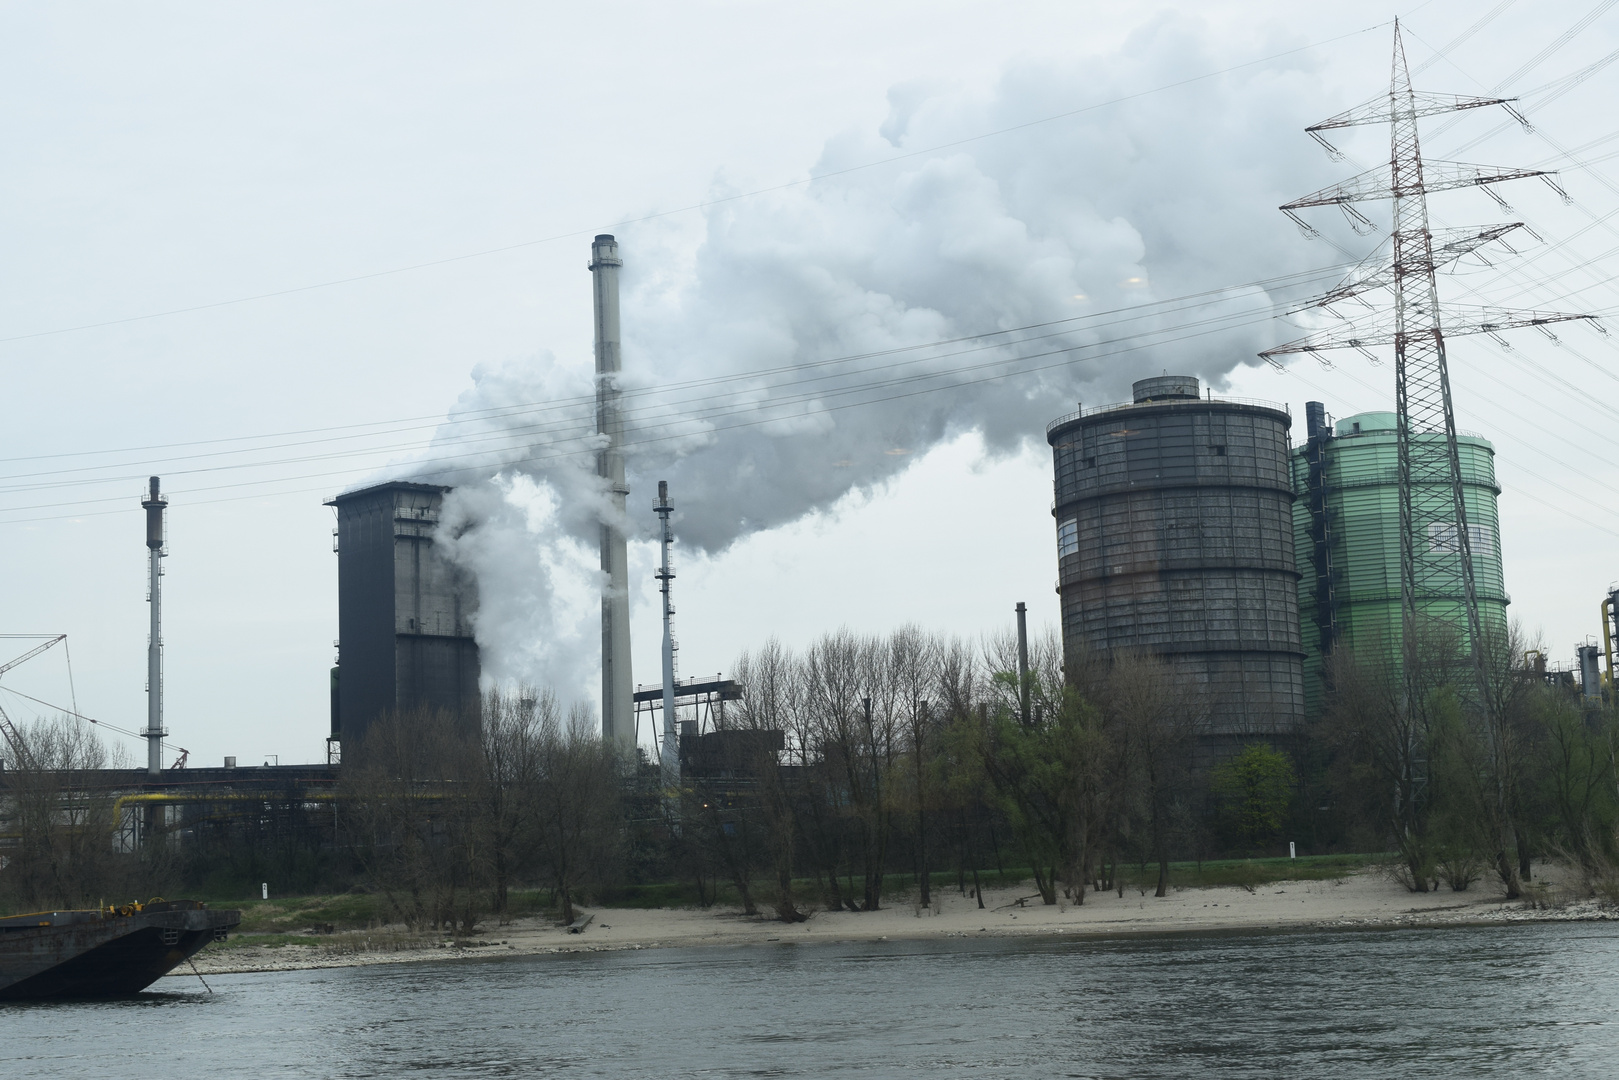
[590,234,635,750]
[1602,589,1619,695]
[141,477,167,776]
[654,480,679,790]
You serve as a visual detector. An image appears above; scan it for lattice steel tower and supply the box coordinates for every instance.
[1263,23,1588,691]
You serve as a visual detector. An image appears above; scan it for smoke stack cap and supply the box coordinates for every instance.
[589,234,621,269]
[1132,376,1200,403]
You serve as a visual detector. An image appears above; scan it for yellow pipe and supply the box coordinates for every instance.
[1605,597,1615,692]
[12,790,439,838]
[107,791,339,836]
[107,789,444,825]
[109,791,336,818]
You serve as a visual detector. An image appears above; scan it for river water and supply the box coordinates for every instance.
[6,923,1617,1077]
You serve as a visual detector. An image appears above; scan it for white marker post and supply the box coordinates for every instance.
[1289,842,1296,859]
[261,882,268,900]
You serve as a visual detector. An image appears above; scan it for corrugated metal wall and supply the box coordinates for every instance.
[329,482,481,753]
[1291,410,1508,716]
[1048,383,1306,744]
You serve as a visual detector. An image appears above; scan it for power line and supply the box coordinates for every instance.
[0,23,1391,349]
[0,295,1329,522]
[0,263,1352,477]
[0,268,1350,500]
[7,257,1613,523]
[1410,0,1519,76]
[0,684,186,757]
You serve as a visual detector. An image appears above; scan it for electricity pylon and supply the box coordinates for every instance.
[1262,23,1589,690]
[1262,25,1593,890]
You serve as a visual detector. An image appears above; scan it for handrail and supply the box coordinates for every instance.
[1325,425,1492,442]
[1046,393,1290,434]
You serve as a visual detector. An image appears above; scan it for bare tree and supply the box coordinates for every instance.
[475,687,545,922]
[779,638,845,912]
[1470,620,1539,897]
[805,629,887,910]
[857,633,898,910]
[890,625,941,907]
[972,625,1103,907]
[0,716,129,911]
[1103,650,1201,897]
[1538,690,1618,876]
[529,701,621,925]
[1317,620,1471,892]
[932,638,990,907]
[342,706,482,932]
[936,636,981,728]
[731,639,807,921]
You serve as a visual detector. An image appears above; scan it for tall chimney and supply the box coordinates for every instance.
[141,477,168,775]
[590,235,634,748]
[654,480,679,789]
[1015,601,1030,726]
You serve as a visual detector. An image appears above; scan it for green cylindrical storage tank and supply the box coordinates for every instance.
[1048,376,1305,749]
[1291,409,1507,716]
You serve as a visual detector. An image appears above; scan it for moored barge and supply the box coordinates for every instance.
[0,899,239,999]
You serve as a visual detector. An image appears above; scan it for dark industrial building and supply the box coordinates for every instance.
[328,481,480,757]
[1046,375,1306,748]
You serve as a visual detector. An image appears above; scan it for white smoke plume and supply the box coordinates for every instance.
[420,16,1346,704]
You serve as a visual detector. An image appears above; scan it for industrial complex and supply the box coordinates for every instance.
[1043,376,1522,751]
[2,27,1616,876]
[2,208,1612,855]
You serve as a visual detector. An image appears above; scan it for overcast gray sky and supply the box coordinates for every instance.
[4,0,1617,767]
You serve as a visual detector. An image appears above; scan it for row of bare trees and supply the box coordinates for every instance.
[11,615,1612,921]
[0,717,140,911]
[0,696,623,925]
[342,689,620,928]
[1317,618,1619,897]
[671,626,1213,919]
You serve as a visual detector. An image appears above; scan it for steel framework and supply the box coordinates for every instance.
[1262,24,1589,691]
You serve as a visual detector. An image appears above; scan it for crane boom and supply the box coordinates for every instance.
[0,700,25,769]
[0,635,68,769]
[0,635,66,679]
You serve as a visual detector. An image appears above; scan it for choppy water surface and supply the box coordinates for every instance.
[7,922,1618,1078]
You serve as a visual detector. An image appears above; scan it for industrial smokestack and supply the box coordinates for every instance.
[654,480,679,789]
[590,235,634,749]
[1578,643,1603,703]
[141,477,167,775]
[1305,401,1332,442]
[1015,601,1030,726]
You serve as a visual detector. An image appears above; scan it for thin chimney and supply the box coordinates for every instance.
[141,477,168,774]
[590,235,634,748]
[655,480,679,789]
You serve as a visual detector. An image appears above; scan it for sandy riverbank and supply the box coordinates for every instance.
[178,869,1617,978]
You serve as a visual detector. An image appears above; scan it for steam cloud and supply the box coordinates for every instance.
[418,16,1342,707]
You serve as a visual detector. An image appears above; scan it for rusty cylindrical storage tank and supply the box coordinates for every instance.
[1046,376,1305,749]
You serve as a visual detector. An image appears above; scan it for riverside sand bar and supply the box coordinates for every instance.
[179,871,1616,978]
